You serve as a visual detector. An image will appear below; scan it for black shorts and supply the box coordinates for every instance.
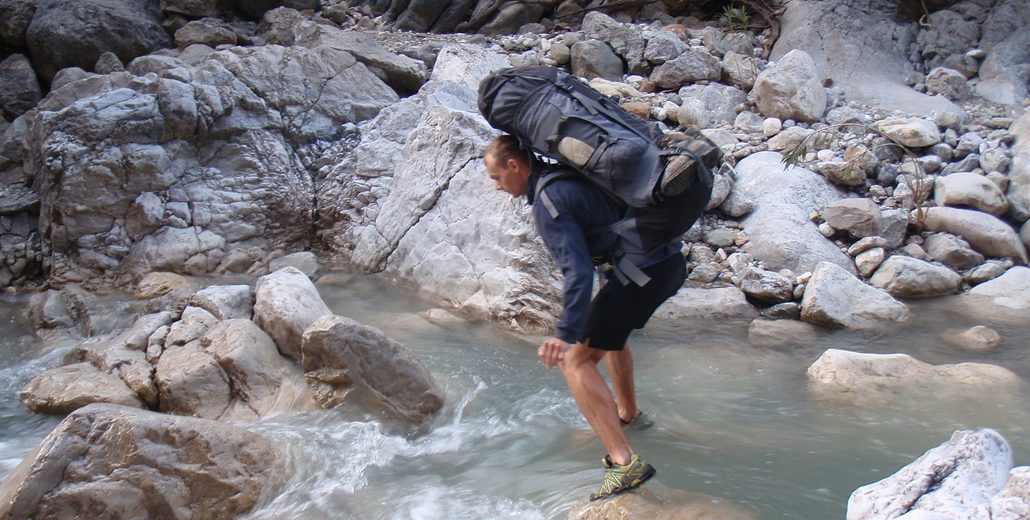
[579,253,687,351]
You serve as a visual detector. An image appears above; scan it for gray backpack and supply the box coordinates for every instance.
[478,65,718,285]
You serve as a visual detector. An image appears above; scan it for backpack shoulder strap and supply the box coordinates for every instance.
[534,169,582,219]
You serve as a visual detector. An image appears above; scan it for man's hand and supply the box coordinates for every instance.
[538,337,570,370]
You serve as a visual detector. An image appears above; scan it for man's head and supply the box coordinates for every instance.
[484,135,531,197]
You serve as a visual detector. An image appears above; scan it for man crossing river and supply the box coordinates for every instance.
[483,134,712,500]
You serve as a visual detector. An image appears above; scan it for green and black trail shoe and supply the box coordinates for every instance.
[589,453,656,501]
[620,410,654,431]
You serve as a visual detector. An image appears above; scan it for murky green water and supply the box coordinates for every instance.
[1,273,1028,519]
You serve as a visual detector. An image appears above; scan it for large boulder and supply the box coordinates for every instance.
[772,0,965,118]
[649,48,721,89]
[154,343,232,419]
[847,429,1028,520]
[301,315,444,423]
[919,207,1029,264]
[676,83,747,127]
[750,49,826,122]
[19,363,144,414]
[733,152,853,275]
[202,318,315,420]
[869,255,962,298]
[570,40,624,81]
[655,287,759,319]
[582,11,647,74]
[0,403,288,520]
[801,261,909,329]
[25,0,171,82]
[808,349,1022,403]
[935,172,1010,216]
[253,266,332,360]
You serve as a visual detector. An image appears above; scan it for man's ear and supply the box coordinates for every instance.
[506,158,519,172]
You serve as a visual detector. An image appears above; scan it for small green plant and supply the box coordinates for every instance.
[720,4,752,31]
[780,123,930,227]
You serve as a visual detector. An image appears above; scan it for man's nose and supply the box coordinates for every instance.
[494,181,502,190]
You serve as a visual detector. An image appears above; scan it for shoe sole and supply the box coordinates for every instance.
[660,140,721,198]
[589,464,656,501]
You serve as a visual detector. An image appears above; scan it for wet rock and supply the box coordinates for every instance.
[155,343,232,419]
[738,267,793,304]
[24,290,74,329]
[0,54,42,119]
[253,267,332,360]
[801,262,909,329]
[808,350,1021,403]
[750,50,826,122]
[869,255,962,298]
[943,325,1003,353]
[568,481,757,520]
[202,319,315,420]
[25,0,171,82]
[649,48,721,89]
[189,284,253,320]
[174,18,237,49]
[733,152,853,275]
[855,247,885,278]
[655,287,759,319]
[0,403,287,520]
[935,173,1009,216]
[134,272,197,300]
[64,334,161,407]
[19,363,144,414]
[968,266,1030,310]
[570,40,623,81]
[848,429,1023,520]
[821,199,882,238]
[301,315,443,423]
[874,118,941,148]
[582,11,646,74]
[925,67,970,100]
[920,207,1029,264]
[748,318,821,348]
[925,232,986,270]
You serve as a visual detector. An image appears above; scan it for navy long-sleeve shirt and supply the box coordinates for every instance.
[526,160,679,344]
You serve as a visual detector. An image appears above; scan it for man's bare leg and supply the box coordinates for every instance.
[560,341,633,465]
[603,344,638,424]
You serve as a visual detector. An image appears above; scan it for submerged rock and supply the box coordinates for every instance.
[301,315,443,423]
[807,349,1022,404]
[0,403,288,520]
[847,429,1028,520]
[748,318,822,348]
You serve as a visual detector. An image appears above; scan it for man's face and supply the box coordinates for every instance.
[485,154,527,197]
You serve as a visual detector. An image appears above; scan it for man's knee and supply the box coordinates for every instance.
[560,342,604,375]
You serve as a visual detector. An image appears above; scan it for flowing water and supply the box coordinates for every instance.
[1,273,1029,519]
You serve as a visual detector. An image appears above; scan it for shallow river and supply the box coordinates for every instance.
[1,272,1028,519]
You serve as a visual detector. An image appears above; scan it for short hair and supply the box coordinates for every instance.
[484,134,528,166]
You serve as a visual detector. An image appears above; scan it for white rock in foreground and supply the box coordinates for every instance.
[0,403,288,520]
[847,429,1029,520]
[801,262,909,329]
[807,349,1022,402]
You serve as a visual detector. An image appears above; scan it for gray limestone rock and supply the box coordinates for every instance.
[821,198,883,238]
[0,403,288,520]
[189,284,253,320]
[202,319,315,420]
[935,172,1009,216]
[0,54,41,119]
[655,287,759,319]
[920,207,1028,264]
[643,31,687,65]
[155,342,232,419]
[25,0,171,82]
[925,66,970,100]
[855,247,885,278]
[582,11,647,74]
[869,255,962,298]
[677,83,747,126]
[733,152,853,275]
[968,266,1030,310]
[750,50,825,122]
[848,429,1023,519]
[649,49,721,89]
[801,261,909,329]
[917,10,981,71]
[165,305,219,347]
[301,315,443,423]
[174,18,237,49]
[875,118,941,148]
[925,232,986,270]
[738,266,794,304]
[253,266,332,361]
[19,363,144,414]
[570,40,624,81]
